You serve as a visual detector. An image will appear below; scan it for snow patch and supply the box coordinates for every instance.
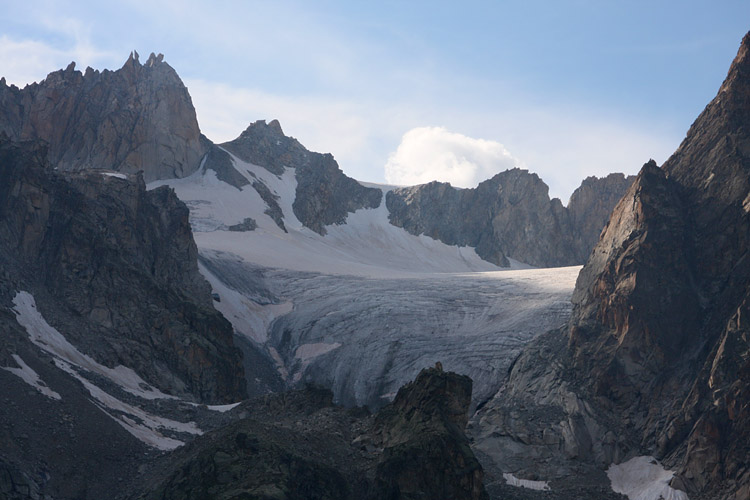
[101,172,128,180]
[1,354,61,400]
[54,357,200,451]
[607,456,689,500]
[503,473,551,491]
[12,291,175,400]
[11,291,202,450]
[207,402,242,413]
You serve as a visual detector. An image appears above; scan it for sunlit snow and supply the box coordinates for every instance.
[101,172,128,180]
[150,152,580,407]
[149,152,508,278]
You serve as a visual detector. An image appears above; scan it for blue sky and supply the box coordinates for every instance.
[1,1,749,200]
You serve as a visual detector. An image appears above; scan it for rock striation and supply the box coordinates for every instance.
[0,51,206,181]
[472,31,750,500]
[386,169,634,268]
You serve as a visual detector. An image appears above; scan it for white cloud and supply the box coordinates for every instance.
[0,33,115,88]
[384,127,521,188]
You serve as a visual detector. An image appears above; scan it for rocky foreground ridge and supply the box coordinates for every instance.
[472,32,750,500]
[125,366,487,500]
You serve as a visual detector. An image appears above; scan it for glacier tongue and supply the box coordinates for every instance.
[149,152,578,408]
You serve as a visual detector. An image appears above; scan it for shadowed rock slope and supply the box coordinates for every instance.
[0,51,206,181]
[0,137,253,499]
[472,32,750,500]
[125,367,488,500]
[0,136,246,403]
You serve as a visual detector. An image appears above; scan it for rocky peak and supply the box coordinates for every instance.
[373,367,488,500]
[223,119,382,235]
[146,52,165,67]
[378,366,473,437]
[0,52,206,182]
[664,33,750,207]
[718,31,750,96]
[566,32,750,497]
[567,172,637,262]
[223,119,303,176]
[268,118,284,135]
[569,159,699,395]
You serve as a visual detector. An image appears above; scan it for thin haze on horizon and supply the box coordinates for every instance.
[1,1,748,200]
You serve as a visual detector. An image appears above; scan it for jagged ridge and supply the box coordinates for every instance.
[0,51,206,181]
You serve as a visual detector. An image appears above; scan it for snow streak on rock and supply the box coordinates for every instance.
[12,291,203,450]
[1,354,62,400]
[12,291,175,401]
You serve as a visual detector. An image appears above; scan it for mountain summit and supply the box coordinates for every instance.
[0,52,206,181]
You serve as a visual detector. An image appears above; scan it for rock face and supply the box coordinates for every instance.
[222,120,382,234]
[127,367,488,500]
[372,366,488,500]
[386,169,634,267]
[473,32,750,500]
[0,137,246,403]
[567,173,636,262]
[0,51,206,181]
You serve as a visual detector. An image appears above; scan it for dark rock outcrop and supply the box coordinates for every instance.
[373,366,488,500]
[0,51,206,181]
[473,32,750,500]
[226,217,257,232]
[200,138,250,189]
[222,120,382,235]
[252,178,287,232]
[0,137,246,403]
[126,367,488,500]
[386,169,633,267]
